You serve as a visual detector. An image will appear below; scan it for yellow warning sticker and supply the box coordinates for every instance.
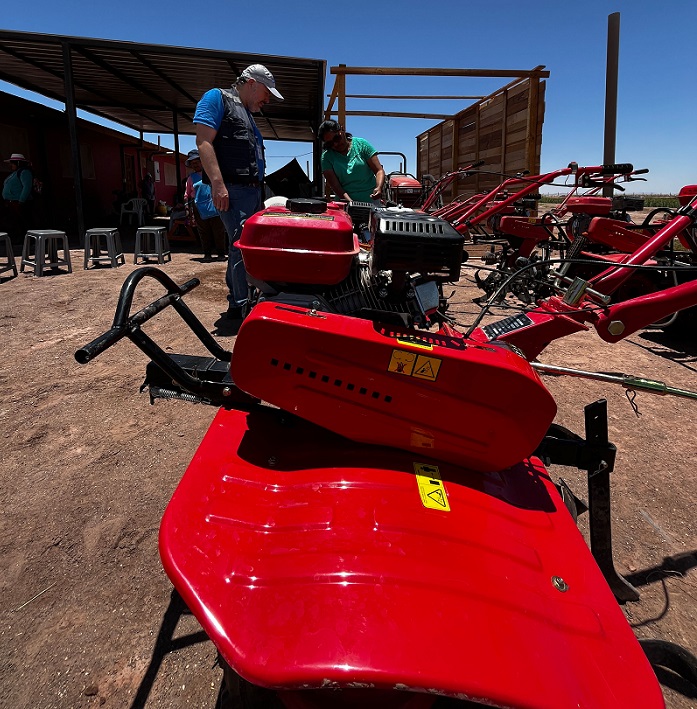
[388,350,441,381]
[414,463,450,512]
[412,354,441,381]
[388,349,417,376]
[396,336,433,350]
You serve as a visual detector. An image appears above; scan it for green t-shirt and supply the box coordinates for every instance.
[321,136,377,202]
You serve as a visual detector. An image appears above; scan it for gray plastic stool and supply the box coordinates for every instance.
[84,228,125,269]
[20,230,73,276]
[0,232,18,278]
[134,226,171,265]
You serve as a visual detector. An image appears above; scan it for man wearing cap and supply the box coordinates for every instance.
[194,64,283,319]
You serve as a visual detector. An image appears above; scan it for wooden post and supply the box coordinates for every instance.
[61,40,85,240]
[172,110,181,197]
[603,13,620,197]
[526,76,540,175]
[500,88,508,176]
[337,64,346,129]
[325,80,338,121]
[475,107,481,193]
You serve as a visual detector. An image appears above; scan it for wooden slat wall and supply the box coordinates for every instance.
[417,77,545,203]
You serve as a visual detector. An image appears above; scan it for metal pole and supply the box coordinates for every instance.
[603,12,620,198]
[314,64,325,196]
[172,110,182,198]
[61,41,85,240]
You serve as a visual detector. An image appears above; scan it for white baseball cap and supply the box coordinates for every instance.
[240,64,283,100]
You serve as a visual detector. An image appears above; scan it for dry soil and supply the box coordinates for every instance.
[1,239,696,708]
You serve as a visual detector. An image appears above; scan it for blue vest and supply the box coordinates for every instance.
[206,88,261,184]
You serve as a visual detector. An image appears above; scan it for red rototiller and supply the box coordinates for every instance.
[76,195,697,708]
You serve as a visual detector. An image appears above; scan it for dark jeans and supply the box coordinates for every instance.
[193,204,227,257]
[218,184,261,309]
[0,200,31,242]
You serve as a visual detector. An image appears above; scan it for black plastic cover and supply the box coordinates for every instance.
[370,208,465,280]
[287,198,328,214]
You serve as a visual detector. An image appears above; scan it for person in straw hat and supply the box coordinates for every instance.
[2,152,33,239]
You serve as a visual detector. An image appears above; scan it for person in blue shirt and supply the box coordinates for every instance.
[194,64,283,320]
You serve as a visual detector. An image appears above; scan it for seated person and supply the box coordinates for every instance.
[168,194,197,240]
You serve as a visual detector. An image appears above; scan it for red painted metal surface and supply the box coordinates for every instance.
[594,277,697,342]
[470,305,590,361]
[238,206,359,285]
[565,196,612,215]
[388,175,421,189]
[160,406,665,708]
[678,184,697,206]
[585,217,650,253]
[231,302,557,472]
[497,216,552,258]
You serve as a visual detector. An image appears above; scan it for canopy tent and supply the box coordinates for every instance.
[265,158,313,199]
[0,29,325,234]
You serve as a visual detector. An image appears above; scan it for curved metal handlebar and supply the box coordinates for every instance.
[75,267,202,364]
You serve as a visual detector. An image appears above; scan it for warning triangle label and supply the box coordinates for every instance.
[427,488,447,507]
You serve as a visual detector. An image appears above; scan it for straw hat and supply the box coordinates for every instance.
[4,153,28,162]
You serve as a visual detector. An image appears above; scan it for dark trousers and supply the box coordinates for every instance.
[218,185,262,308]
[193,204,227,257]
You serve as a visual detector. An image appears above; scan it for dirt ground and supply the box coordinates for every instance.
[1,232,696,709]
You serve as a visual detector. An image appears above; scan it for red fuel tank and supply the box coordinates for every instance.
[237,205,359,285]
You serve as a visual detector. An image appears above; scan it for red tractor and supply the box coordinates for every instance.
[379,151,424,208]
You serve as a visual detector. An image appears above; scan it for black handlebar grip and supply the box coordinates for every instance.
[601,163,634,175]
[473,160,485,168]
[634,168,650,175]
[75,326,126,364]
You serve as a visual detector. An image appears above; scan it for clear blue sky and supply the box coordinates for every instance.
[2,0,695,193]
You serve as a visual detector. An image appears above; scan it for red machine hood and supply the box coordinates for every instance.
[231,303,557,473]
[160,406,663,708]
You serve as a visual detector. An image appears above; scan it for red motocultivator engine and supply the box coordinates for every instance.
[76,196,697,708]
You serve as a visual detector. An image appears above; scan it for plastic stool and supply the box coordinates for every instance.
[134,227,171,265]
[84,228,125,269]
[20,230,73,276]
[0,232,18,278]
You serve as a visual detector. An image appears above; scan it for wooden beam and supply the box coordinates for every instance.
[330,66,550,79]
[335,94,485,100]
[328,110,452,120]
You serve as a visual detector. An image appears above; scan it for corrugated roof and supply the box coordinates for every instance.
[0,29,326,142]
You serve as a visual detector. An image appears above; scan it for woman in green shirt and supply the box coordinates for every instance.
[318,121,385,203]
